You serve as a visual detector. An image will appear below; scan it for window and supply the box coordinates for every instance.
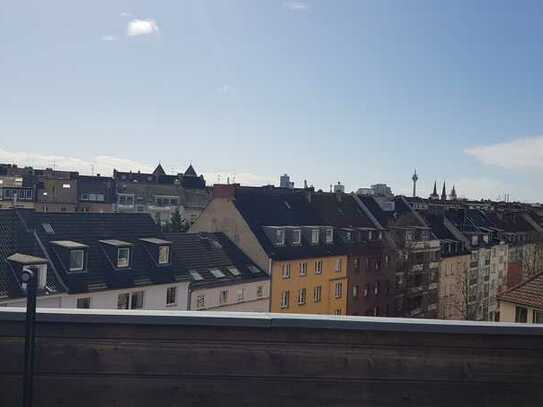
[292,229,302,245]
[117,247,130,268]
[311,229,319,244]
[335,281,343,299]
[315,260,323,274]
[282,263,291,279]
[219,290,228,304]
[281,291,290,309]
[314,286,322,303]
[335,258,342,273]
[335,309,342,315]
[374,281,380,295]
[117,293,130,309]
[236,287,246,302]
[69,250,85,272]
[166,287,176,305]
[515,306,528,323]
[159,246,170,264]
[62,184,71,189]
[210,269,226,278]
[378,232,383,240]
[276,228,285,246]
[345,231,352,241]
[76,297,91,309]
[257,286,264,298]
[352,285,359,299]
[196,295,206,309]
[368,231,373,240]
[534,310,543,324]
[353,257,360,271]
[227,266,241,276]
[298,288,306,305]
[299,262,307,276]
[131,291,144,309]
[325,228,333,243]
[385,255,390,265]
[363,284,369,297]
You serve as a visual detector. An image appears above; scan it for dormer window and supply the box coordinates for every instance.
[117,247,130,268]
[51,240,88,273]
[311,229,319,245]
[158,246,170,264]
[325,228,333,244]
[292,229,302,245]
[70,250,85,272]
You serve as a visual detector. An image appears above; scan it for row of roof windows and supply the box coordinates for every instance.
[266,225,383,247]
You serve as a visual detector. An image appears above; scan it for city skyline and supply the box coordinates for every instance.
[2,1,543,201]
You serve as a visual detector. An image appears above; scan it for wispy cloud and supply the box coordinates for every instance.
[101,35,117,41]
[126,19,159,37]
[0,148,271,186]
[283,1,309,11]
[120,11,133,18]
[465,136,543,170]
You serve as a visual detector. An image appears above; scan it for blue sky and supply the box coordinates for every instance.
[2,1,543,201]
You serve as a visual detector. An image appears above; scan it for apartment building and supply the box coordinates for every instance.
[0,209,268,313]
[77,175,115,213]
[423,212,470,320]
[113,164,210,226]
[360,195,441,318]
[308,192,395,316]
[190,185,349,315]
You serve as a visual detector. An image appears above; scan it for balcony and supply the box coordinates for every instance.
[1,308,542,406]
[410,240,440,251]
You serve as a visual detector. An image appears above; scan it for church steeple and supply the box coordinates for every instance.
[450,185,457,200]
[429,181,439,200]
[441,181,447,201]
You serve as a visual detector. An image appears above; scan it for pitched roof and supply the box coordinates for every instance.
[184,164,197,177]
[15,211,186,295]
[153,164,166,176]
[163,232,267,288]
[498,271,543,310]
[309,193,376,229]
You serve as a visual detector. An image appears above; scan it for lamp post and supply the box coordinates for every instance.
[21,267,37,407]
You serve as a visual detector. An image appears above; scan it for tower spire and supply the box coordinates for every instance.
[441,181,447,201]
[411,169,418,197]
[429,181,439,200]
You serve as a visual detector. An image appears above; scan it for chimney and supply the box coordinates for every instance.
[213,183,239,199]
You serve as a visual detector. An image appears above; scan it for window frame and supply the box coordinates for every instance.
[166,286,177,306]
[76,297,91,309]
[335,281,343,299]
[281,290,289,309]
[117,247,131,268]
[158,245,170,265]
[298,288,306,305]
[69,249,85,272]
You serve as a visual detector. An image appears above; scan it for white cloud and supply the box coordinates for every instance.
[283,1,309,11]
[126,19,159,37]
[101,35,117,41]
[0,148,271,186]
[465,136,543,170]
[120,11,133,18]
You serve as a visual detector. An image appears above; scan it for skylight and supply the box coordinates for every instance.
[228,266,241,276]
[42,223,54,234]
[210,269,226,278]
[248,265,260,274]
[190,271,204,281]
[211,240,222,249]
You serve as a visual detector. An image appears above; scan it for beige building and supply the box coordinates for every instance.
[497,271,543,323]
[438,253,470,320]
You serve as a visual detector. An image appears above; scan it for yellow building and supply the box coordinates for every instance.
[438,253,470,320]
[190,185,350,315]
[497,271,543,323]
[272,256,348,315]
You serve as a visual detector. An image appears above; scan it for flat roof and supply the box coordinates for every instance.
[138,238,172,245]
[7,253,48,265]
[99,239,133,247]
[51,240,89,249]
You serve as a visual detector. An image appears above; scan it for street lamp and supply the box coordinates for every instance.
[21,267,38,407]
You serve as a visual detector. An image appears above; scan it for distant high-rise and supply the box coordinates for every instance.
[333,181,345,193]
[370,184,393,197]
[280,174,294,189]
